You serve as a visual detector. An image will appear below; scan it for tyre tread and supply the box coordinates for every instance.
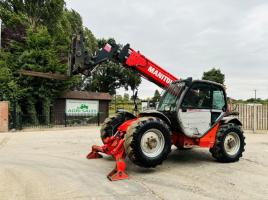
[210,123,245,163]
[124,117,171,168]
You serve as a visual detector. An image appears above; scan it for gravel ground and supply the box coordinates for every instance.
[0,127,267,200]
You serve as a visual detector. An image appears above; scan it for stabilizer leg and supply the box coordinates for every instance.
[86,145,104,159]
[107,157,128,181]
[86,134,129,181]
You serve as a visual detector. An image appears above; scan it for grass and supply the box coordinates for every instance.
[109,102,142,115]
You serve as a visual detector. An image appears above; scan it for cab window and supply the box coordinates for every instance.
[182,83,212,109]
[212,90,226,110]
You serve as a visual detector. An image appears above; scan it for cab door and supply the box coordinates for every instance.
[178,82,213,138]
[211,86,227,124]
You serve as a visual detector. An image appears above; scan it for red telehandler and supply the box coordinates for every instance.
[68,33,245,181]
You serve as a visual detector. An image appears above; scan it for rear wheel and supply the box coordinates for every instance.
[210,123,245,162]
[124,117,171,168]
[100,112,135,144]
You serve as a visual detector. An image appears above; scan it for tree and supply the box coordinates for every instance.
[202,68,225,84]
[0,1,28,48]
[0,0,141,125]
[152,90,161,103]
[84,63,141,95]
[0,51,26,101]
[0,2,81,121]
[84,27,98,55]
[123,93,129,102]
[0,0,65,31]
[116,95,123,103]
[14,26,76,121]
[83,38,141,95]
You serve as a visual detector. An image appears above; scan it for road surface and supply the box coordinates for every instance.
[0,127,267,200]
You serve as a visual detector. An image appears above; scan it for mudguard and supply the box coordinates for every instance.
[221,116,242,126]
[139,110,171,126]
[116,109,136,119]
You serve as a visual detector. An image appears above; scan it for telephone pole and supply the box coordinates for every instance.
[254,89,257,100]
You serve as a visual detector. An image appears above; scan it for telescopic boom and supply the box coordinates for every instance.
[68,33,179,88]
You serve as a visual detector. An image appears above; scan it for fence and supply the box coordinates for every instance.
[108,103,268,132]
[8,103,268,131]
[235,104,268,132]
[9,112,105,130]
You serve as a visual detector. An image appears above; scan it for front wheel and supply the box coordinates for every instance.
[210,123,245,162]
[124,117,171,168]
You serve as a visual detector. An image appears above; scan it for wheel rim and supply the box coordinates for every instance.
[224,132,241,156]
[140,129,165,158]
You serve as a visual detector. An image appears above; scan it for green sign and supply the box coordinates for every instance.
[66,99,99,116]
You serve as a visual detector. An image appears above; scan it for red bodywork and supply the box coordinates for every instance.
[87,117,221,181]
[87,45,219,181]
[125,49,178,88]
[172,123,220,148]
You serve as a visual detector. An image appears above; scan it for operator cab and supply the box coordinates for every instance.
[157,78,227,138]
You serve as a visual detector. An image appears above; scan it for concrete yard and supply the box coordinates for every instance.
[0,127,267,200]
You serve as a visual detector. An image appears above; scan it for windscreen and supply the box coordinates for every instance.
[157,82,185,112]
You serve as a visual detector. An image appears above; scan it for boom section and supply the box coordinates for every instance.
[124,48,178,88]
[69,33,179,88]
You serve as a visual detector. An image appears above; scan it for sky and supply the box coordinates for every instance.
[65,0,268,100]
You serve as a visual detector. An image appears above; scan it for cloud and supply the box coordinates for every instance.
[66,0,268,99]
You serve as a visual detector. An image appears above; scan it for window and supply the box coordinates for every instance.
[158,82,185,111]
[212,90,225,110]
[182,83,212,109]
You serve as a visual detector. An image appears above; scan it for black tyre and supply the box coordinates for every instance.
[176,146,192,150]
[210,123,245,162]
[100,112,135,144]
[124,117,171,168]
